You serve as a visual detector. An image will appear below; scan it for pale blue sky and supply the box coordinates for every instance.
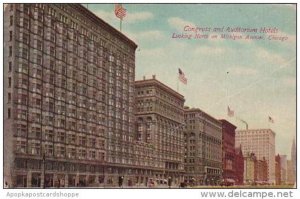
[87,4,296,157]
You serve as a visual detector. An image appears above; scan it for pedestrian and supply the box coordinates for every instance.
[118,176,124,188]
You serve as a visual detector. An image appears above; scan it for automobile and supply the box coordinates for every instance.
[179,181,187,188]
[220,179,235,186]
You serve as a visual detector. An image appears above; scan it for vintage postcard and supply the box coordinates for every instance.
[2,2,296,195]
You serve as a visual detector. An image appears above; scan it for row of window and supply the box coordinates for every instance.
[15,160,105,174]
[15,140,105,160]
[16,13,134,63]
[15,127,105,145]
[15,88,108,106]
[14,99,106,114]
[14,3,136,56]
[15,115,107,132]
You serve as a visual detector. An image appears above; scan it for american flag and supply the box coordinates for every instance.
[227,106,234,117]
[115,4,126,20]
[268,116,274,123]
[178,68,187,84]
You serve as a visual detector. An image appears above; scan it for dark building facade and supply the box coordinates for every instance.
[219,119,236,184]
[234,146,244,185]
[184,107,223,185]
[134,76,186,185]
[275,154,281,185]
[4,3,138,187]
[255,157,268,183]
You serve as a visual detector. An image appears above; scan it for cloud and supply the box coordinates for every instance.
[126,11,154,23]
[168,17,195,31]
[123,30,165,44]
[137,40,189,64]
[138,47,165,58]
[193,46,228,56]
[228,67,258,76]
[135,30,165,40]
[256,48,287,65]
[95,10,154,24]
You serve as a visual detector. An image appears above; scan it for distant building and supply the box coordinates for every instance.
[279,155,287,184]
[236,129,276,184]
[291,138,296,177]
[244,152,257,184]
[275,154,281,185]
[184,107,223,185]
[287,160,296,185]
[256,157,268,183]
[219,119,236,184]
[234,146,244,185]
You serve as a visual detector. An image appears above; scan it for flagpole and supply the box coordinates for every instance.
[226,71,229,105]
[120,18,122,32]
[177,76,179,92]
[226,71,229,119]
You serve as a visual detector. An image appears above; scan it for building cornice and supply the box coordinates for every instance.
[135,78,185,101]
[71,4,138,50]
[219,119,237,130]
[236,129,276,136]
[184,107,222,126]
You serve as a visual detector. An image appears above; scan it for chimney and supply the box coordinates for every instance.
[152,75,156,79]
[143,76,146,80]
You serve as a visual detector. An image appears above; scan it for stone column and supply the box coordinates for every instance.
[41,165,45,188]
[53,174,58,188]
[75,173,79,187]
[95,174,99,184]
[85,174,89,187]
[64,174,69,188]
[102,168,106,186]
[26,171,32,188]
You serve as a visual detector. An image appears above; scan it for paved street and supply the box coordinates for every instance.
[80,184,295,189]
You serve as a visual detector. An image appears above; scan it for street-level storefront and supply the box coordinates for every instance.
[12,158,185,187]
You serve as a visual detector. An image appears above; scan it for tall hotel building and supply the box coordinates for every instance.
[235,129,275,183]
[134,76,185,184]
[183,107,223,185]
[4,4,137,187]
